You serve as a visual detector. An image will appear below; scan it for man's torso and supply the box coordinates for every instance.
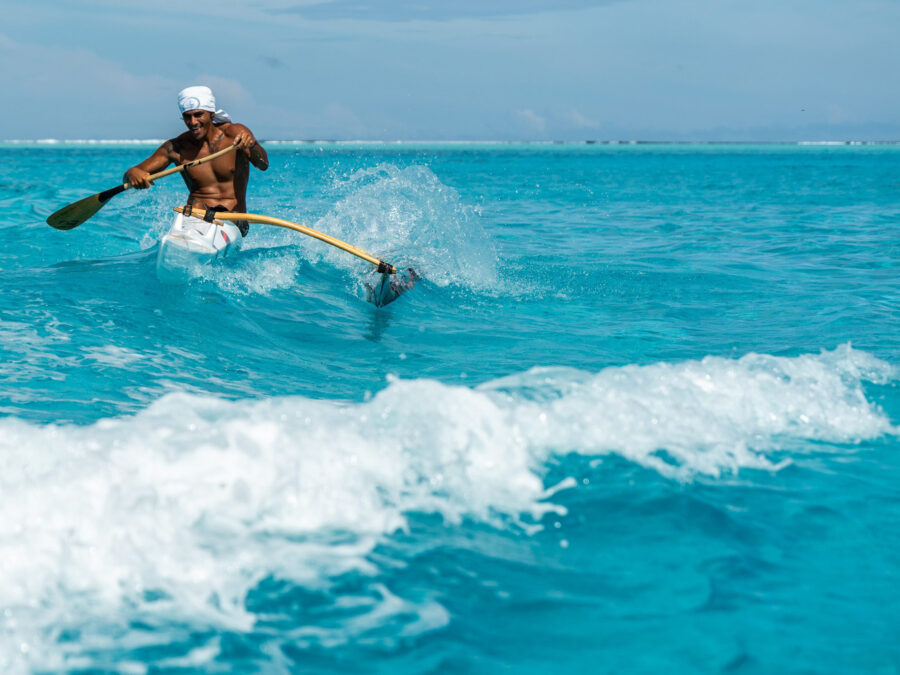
[166,125,249,212]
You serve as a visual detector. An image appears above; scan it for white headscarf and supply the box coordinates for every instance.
[177,86,216,114]
[177,85,232,125]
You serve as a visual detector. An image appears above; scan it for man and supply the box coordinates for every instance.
[124,85,268,236]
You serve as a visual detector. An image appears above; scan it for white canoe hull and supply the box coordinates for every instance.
[156,213,243,282]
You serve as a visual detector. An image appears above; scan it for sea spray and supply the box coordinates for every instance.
[258,163,501,291]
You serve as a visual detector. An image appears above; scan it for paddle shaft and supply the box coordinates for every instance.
[130,144,238,188]
[47,144,240,230]
[103,144,239,201]
[174,206,398,274]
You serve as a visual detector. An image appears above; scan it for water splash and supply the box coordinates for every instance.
[272,164,499,292]
[136,164,501,300]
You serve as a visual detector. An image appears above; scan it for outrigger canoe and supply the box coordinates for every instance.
[166,206,417,306]
[45,148,418,306]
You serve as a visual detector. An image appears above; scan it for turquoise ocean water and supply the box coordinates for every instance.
[0,141,898,672]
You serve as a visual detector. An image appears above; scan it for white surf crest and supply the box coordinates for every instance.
[0,344,894,670]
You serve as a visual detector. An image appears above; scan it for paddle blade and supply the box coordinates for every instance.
[366,268,419,307]
[46,184,126,230]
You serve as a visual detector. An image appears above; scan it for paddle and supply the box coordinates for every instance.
[174,205,418,306]
[47,145,238,230]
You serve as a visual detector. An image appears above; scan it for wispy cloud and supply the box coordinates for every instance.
[515,109,547,133]
[566,109,601,130]
[192,75,254,105]
[0,33,305,140]
[0,33,176,138]
[272,0,619,22]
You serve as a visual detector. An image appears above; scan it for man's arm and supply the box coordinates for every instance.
[123,141,175,189]
[229,124,269,171]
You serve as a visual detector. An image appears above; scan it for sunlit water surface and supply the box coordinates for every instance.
[0,142,898,673]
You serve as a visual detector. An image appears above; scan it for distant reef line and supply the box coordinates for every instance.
[2,139,898,146]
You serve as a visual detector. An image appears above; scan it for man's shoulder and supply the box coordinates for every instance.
[219,122,252,136]
[160,133,193,155]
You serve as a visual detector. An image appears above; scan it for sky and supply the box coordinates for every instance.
[1,0,899,141]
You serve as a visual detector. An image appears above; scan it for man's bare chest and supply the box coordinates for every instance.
[176,153,235,184]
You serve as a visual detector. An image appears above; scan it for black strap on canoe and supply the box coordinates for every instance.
[204,204,228,223]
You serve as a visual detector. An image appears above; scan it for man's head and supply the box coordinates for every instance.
[177,86,216,140]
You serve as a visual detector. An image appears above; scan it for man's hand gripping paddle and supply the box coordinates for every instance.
[46,145,237,230]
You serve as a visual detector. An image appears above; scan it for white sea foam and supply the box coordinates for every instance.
[0,318,77,385]
[486,344,896,478]
[201,249,303,296]
[0,345,894,671]
[83,345,145,368]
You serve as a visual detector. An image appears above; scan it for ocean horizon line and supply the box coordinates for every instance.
[2,138,899,147]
